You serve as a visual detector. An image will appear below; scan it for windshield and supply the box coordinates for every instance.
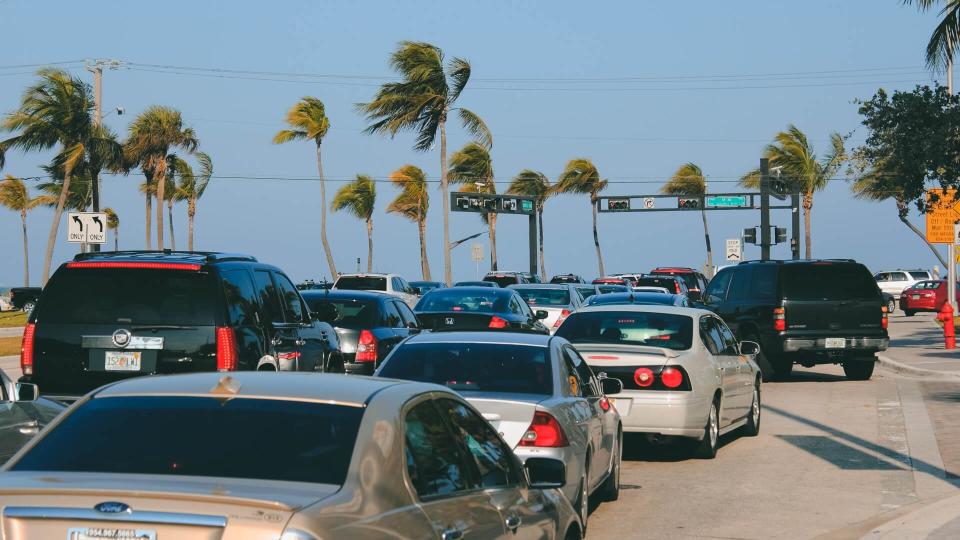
[635,277,679,291]
[556,311,693,350]
[416,290,507,312]
[781,263,879,300]
[653,272,698,290]
[576,286,598,299]
[911,280,943,290]
[304,297,378,328]
[335,276,387,291]
[598,285,628,294]
[513,287,571,306]
[483,275,520,287]
[38,269,215,325]
[12,396,363,485]
[909,271,930,280]
[379,343,552,395]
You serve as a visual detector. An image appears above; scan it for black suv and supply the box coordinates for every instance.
[20,251,342,400]
[702,259,888,381]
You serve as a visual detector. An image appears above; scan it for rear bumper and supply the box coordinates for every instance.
[344,362,375,375]
[610,391,709,439]
[782,336,889,353]
[899,297,938,311]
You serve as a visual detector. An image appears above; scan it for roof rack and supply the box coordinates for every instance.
[73,250,257,263]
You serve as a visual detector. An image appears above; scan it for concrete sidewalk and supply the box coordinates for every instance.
[0,326,24,338]
[878,313,960,379]
[0,355,19,380]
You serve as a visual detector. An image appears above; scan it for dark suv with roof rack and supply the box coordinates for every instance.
[19,251,342,401]
[702,259,888,381]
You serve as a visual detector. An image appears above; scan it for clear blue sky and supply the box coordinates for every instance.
[0,0,948,286]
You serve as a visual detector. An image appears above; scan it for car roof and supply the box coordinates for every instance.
[507,283,572,289]
[336,273,395,278]
[405,330,553,346]
[70,250,257,265]
[591,292,676,302]
[578,303,711,316]
[301,290,389,302]
[651,267,698,273]
[428,286,512,295]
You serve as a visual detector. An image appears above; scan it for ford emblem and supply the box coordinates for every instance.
[111,329,132,349]
[94,501,131,514]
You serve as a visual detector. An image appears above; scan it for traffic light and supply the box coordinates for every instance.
[775,227,787,244]
[483,198,497,211]
[456,197,470,210]
[743,227,757,245]
[678,197,700,209]
[608,198,630,211]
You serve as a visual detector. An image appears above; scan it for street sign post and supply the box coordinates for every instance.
[451,192,538,278]
[726,238,742,262]
[471,243,484,279]
[925,189,959,244]
[67,212,107,244]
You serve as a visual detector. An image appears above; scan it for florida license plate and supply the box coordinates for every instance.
[825,338,846,349]
[105,351,142,371]
[67,528,156,539]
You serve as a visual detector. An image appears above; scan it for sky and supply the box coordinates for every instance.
[0,0,950,286]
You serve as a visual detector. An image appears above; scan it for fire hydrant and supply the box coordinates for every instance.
[938,303,955,350]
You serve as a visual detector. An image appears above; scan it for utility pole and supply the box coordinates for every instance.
[759,158,771,261]
[529,213,538,278]
[84,59,121,253]
[949,50,957,313]
[790,192,801,260]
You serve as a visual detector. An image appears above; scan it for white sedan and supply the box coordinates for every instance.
[555,304,761,458]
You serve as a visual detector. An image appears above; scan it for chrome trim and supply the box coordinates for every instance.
[3,506,226,527]
[82,335,164,350]
[782,337,889,352]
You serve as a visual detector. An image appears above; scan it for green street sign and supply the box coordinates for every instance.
[705,195,750,208]
[521,199,533,212]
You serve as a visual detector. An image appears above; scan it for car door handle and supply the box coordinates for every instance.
[505,514,522,532]
[441,528,464,540]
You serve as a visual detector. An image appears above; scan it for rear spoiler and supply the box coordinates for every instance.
[571,343,681,359]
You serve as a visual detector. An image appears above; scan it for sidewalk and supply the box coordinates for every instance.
[0,355,19,380]
[0,326,24,338]
[878,313,960,378]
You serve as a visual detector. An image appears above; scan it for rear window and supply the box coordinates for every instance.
[652,272,698,290]
[38,268,215,325]
[555,311,693,351]
[912,281,943,290]
[598,285,628,294]
[781,263,879,300]
[416,290,507,313]
[335,276,387,291]
[484,275,520,287]
[513,288,571,306]
[635,277,679,291]
[304,297,378,328]
[576,286,598,299]
[12,396,363,485]
[910,272,931,280]
[379,343,552,395]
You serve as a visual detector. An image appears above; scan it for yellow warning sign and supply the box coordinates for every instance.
[926,189,960,244]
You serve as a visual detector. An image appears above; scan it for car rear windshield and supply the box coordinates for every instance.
[304,298,378,328]
[416,290,507,313]
[781,263,879,300]
[379,343,552,395]
[635,277,678,291]
[12,396,363,485]
[513,288,571,306]
[335,276,387,291]
[653,272,698,290]
[909,272,930,280]
[37,268,215,325]
[598,285,628,294]
[912,281,944,290]
[576,286,598,299]
[483,275,520,287]
[555,311,693,350]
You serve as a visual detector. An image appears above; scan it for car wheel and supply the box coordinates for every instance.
[599,431,622,501]
[887,298,896,314]
[743,383,761,437]
[745,333,775,382]
[843,358,875,381]
[22,301,35,315]
[575,467,589,533]
[694,399,719,459]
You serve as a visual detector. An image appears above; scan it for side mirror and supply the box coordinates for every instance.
[535,310,549,320]
[16,382,38,402]
[598,375,623,395]
[525,457,566,489]
[739,341,761,356]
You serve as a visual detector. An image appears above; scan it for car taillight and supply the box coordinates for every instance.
[553,309,571,328]
[634,367,654,387]
[661,367,684,388]
[20,323,36,375]
[881,305,888,330]
[216,327,238,371]
[599,397,611,412]
[356,330,378,362]
[489,316,508,329]
[773,307,786,332]
[674,282,681,293]
[519,411,569,447]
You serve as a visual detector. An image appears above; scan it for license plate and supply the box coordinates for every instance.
[105,351,142,371]
[912,294,921,300]
[825,338,846,349]
[67,528,156,539]
[609,397,632,416]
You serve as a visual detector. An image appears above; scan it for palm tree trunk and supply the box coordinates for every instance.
[803,192,813,259]
[168,198,176,251]
[21,209,29,287]
[896,204,948,268]
[418,216,432,280]
[42,169,72,285]
[366,217,374,273]
[155,168,166,250]
[700,208,713,277]
[315,143,337,278]
[188,199,196,251]
[489,212,498,271]
[440,115,452,285]
[538,207,546,281]
[114,226,118,251]
[591,194,605,276]
[144,177,153,250]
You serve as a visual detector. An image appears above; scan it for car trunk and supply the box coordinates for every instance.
[460,392,545,448]
[781,299,883,335]
[0,472,332,540]
[417,312,507,331]
[571,343,678,389]
[535,306,570,332]
[779,263,884,337]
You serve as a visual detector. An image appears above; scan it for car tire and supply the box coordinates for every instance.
[575,470,589,534]
[743,383,761,437]
[22,301,35,315]
[599,431,622,502]
[887,298,896,314]
[904,310,915,317]
[843,358,875,381]
[745,333,775,382]
[694,399,719,459]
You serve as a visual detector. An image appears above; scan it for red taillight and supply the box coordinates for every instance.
[489,316,508,329]
[599,397,611,412]
[356,330,378,362]
[66,261,201,271]
[553,309,571,328]
[20,323,36,375]
[634,367,654,387]
[519,411,569,447]
[773,307,786,332]
[661,367,684,388]
[881,305,889,330]
[216,327,238,371]
[674,282,681,293]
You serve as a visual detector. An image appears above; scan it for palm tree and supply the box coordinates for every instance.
[662,163,713,276]
[332,174,377,272]
[740,125,845,259]
[388,165,431,280]
[273,97,337,277]
[173,151,212,251]
[124,106,198,250]
[104,207,119,251]
[0,175,53,286]
[903,1,960,76]
[507,170,552,281]
[449,142,498,270]
[0,68,115,283]
[162,158,180,250]
[358,41,492,285]
[556,158,608,276]
[38,161,94,211]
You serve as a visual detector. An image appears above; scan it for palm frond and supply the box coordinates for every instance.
[332,174,377,220]
[662,163,706,195]
[457,108,492,149]
[447,57,471,103]
[555,158,605,197]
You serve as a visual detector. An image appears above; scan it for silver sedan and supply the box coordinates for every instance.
[376,331,623,531]
[508,283,585,333]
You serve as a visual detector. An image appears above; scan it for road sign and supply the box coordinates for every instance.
[471,243,483,262]
[643,197,655,209]
[925,189,960,244]
[706,195,751,208]
[451,192,535,215]
[67,212,107,244]
[726,238,742,262]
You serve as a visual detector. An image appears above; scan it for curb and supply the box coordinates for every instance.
[877,354,960,379]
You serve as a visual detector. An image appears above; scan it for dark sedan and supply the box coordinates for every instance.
[302,290,421,375]
[409,280,445,294]
[414,286,551,334]
[1,370,65,464]
[585,291,689,307]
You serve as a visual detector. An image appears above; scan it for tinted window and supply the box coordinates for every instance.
[891,273,908,282]
[699,317,725,355]
[751,265,778,300]
[254,270,283,323]
[556,311,694,351]
[395,301,418,328]
[13,396,362,485]
[781,263,879,300]
[336,276,387,291]
[404,400,470,498]
[436,398,519,488]
[221,270,259,326]
[275,273,307,323]
[636,277,680,293]
[563,347,598,398]
[483,275,520,288]
[704,270,732,303]
[381,301,403,327]
[653,272,699,291]
[415,290,508,313]
[598,285,628,294]
[38,269,215,325]
[716,320,739,354]
[910,271,931,280]
[912,280,944,290]
[513,287,571,306]
[380,343,552,395]
[576,286,598,299]
[727,266,753,301]
[303,297,378,329]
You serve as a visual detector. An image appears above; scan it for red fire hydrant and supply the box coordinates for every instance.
[938,303,955,350]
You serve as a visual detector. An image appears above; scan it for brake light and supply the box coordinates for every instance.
[20,323,36,375]
[634,367,654,387]
[773,307,786,332]
[553,309,571,328]
[661,367,684,388]
[356,330,378,362]
[599,397,611,412]
[674,282,681,293]
[489,316,509,329]
[66,261,201,271]
[519,411,569,447]
[881,305,888,330]
[216,327,238,371]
